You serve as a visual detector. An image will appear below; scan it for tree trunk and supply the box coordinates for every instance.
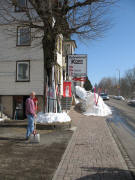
[42,32,57,113]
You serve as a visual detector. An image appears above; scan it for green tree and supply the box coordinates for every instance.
[84,77,92,91]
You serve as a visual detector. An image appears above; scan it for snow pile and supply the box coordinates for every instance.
[75,98,80,105]
[75,86,87,100]
[0,118,4,121]
[36,112,71,124]
[75,86,112,117]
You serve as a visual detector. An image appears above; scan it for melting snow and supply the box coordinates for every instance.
[0,118,4,121]
[75,86,112,117]
[36,112,71,124]
[76,86,87,100]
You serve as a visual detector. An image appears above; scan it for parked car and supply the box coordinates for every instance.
[100,93,109,100]
[127,99,135,106]
[113,96,125,101]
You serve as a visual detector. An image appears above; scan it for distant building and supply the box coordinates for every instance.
[62,40,77,80]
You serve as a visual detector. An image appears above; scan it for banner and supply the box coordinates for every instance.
[72,77,86,81]
[63,81,72,97]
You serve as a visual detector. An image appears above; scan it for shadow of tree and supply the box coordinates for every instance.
[74,104,84,113]
[75,167,134,180]
[0,136,26,142]
[0,125,27,128]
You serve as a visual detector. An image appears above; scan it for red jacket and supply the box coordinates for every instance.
[33,97,38,112]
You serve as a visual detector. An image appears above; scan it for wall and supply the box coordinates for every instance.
[0,25,44,95]
[1,96,13,118]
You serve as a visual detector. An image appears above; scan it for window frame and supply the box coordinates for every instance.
[16,60,30,82]
[16,26,31,46]
[15,0,27,12]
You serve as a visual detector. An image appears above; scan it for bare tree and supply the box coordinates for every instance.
[98,77,117,95]
[125,67,135,97]
[98,66,135,98]
[0,0,116,111]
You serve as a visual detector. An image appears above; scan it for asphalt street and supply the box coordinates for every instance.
[106,98,135,171]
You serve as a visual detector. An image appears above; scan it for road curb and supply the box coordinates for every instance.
[106,119,135,179]
[0,120,71,130]
[52,126,78,180]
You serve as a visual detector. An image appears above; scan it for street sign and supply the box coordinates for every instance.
[68,54,87,77]
[72,77,86,81]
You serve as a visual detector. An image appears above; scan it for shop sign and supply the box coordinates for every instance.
[68,54,87,77]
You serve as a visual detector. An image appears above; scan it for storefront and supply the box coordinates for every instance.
[0,95,43,120]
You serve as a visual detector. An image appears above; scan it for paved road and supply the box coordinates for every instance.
[106,98,135,171]
[106,98,135,129]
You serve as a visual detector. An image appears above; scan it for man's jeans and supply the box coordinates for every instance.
[26,114,34,138]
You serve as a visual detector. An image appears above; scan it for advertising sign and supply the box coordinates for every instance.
[63,81,72,97]
[68,54,87,77]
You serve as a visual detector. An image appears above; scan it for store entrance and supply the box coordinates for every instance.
[13,95,29,120]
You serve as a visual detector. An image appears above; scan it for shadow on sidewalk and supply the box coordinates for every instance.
[0,136,26,142]
[74,104,83,113]
[76,167,134,180]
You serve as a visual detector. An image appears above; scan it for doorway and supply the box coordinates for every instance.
[13,95,29,120]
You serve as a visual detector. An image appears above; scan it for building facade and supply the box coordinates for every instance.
[0,0,64,119]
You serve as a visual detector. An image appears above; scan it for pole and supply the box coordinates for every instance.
[116,69,120,96]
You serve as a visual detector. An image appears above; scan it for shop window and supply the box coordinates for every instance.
[16,61,30,82]
[15,0,27,12]
[17,26,31,46]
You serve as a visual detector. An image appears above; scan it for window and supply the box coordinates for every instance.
[16,61,30,81]
[15,0,27,12]
[17,27,31,46]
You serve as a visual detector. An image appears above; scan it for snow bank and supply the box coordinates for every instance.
[75,86,87,100]
[0,118,4,121]
[75,86,112,117]
[36,112,71,124]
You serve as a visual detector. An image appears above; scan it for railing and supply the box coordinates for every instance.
[47,97,62,113]
[61,96,72,112]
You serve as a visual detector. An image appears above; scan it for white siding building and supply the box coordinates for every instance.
[0,24,44,119]
[0,24,64,119]
[62,40,77,80]
[0,0,76,118]
[0,2,64,119]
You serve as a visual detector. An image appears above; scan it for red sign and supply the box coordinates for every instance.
[63,81,72,97]
[72,77,86,81]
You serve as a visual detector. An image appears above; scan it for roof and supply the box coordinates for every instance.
[63,40,77,48]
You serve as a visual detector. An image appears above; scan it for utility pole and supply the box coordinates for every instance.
[116,69,120,96]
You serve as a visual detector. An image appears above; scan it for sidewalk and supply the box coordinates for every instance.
[52,108,133,180]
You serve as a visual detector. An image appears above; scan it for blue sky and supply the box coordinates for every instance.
[74,0,135,86]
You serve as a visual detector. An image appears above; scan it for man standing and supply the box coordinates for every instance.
[25,92,37,140]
